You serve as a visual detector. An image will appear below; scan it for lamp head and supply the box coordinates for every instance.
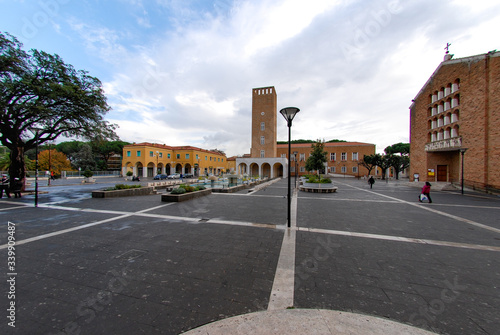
[279,107,300,126]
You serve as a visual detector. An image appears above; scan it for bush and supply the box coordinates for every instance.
[83,169,93,178]
[126,171,133,177]
[114,184,141,190]
[171,187,186,194]
[306,175,332,183]
[195,185,206,191]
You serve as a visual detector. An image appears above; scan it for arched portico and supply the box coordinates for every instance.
[235,157,287,179]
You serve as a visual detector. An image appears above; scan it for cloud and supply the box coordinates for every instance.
[68,0,500,156]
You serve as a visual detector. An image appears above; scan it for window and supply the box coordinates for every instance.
[341,166,347,173]
[167,153,171,158]
[261,122,265,131]
[300,166,305,172]
[260,136,265,145]
[291,166,295,172]
[330,153,336,161]
[159,152,163,158]
[291,155,295,162]
[281,154,286,158]
[210,157,212,161]
[136,151,141,157]
[300,153,305,161]
[330,167,336,173]
[341,152,346,161]
[205,156,208,160]
[150,151,154,157]
[352,166,358,173]
[196,154,199,160]
[352,152,358,161]
[222,158,224,162]
[186,154,190,159]
[260,150,265,158]
[127,151,131,157]
[176,154,180,159]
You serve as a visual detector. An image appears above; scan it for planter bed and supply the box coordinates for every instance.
[161,188,212,202]
[300,183,338,193]
[92,186,155,198]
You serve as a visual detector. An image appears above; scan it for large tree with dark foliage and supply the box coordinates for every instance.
[0,32,117,187]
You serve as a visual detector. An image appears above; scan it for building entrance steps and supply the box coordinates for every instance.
[182,309,437,335]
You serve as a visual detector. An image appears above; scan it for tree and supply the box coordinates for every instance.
[37,149,73,176]
[73,144,96,171]
[388,155,410,180]
[361,154,381,176]
[385,142,410,156]
[0,32,117,188]
[385,142,410,179]
[92,140,129,170]
[305,140,328,176]
[378,154,393,180]
[56,140,86,165]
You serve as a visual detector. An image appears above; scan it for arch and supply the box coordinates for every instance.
[452,125,460,138]
[273,162,284,178]
[175,163,182,174]
[165,163,171,175]
[249,163,259,177]
[237,162,248,175]
[261,163,271,178]
[136,162,143,178]
[445,83,452,96]
[185,163,192,175]
[156,163,164,175]
[146,162,155,177]
[428,120,432,130]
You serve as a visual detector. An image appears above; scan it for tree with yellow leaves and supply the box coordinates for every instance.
[37,150,73,177]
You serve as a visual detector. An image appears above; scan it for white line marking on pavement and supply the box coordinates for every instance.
[0,203,174,250]
[336,181,500,235]
[268,189,297,310]
[298,227,500,252]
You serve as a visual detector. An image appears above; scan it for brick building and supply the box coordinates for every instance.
[276,142,375,177]
[409,51,500,192]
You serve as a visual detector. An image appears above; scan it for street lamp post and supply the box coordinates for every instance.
[27,127,43,208]
[460,148,468,195]
[280,107,300,228]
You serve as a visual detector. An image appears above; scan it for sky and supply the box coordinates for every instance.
[1,0,499,156]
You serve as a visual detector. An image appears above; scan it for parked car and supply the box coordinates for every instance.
[153,174,168,180]
[183,173,193,178]
[167,174,180,179]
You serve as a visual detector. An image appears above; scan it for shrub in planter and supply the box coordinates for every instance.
[83,169,93,178]
[196,185,206,191]
[182,185,196,192]
[126,171,133,177]
[171,188,186,194]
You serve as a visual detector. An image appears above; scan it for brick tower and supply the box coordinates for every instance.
[250,86,277,158]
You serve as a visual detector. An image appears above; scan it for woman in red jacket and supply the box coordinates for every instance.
[420,182,432,203]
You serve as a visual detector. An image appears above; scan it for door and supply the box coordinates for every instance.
[437,165,447,182]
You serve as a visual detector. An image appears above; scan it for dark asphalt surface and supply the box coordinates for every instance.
[0,176,499,334]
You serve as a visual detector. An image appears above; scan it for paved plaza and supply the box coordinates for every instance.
[1,177,499,334]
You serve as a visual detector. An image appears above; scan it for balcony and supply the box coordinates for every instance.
[425,137,462,152]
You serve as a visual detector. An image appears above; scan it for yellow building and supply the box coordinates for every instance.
[122,143,228,178]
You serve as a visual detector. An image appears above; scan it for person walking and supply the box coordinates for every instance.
[420,182,432,203]
[368,176,375,189]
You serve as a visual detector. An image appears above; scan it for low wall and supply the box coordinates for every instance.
[161,188,212,202]
[92,187,155,198]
